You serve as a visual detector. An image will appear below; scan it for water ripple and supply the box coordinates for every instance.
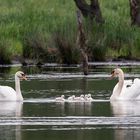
[0,116,140,127]
[24,98,109,103]
[28,73,140,80]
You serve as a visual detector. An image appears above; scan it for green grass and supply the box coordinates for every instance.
[0,0,140,64]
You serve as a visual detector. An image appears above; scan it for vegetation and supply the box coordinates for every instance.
[0,0,140,64]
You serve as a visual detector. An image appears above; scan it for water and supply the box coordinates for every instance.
[0,64,140,140]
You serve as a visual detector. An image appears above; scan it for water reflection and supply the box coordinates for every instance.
[80,78,88,94]
[0,125,22,140]
[67,102,92,116]
[55,102,65,116]
[113,129,140,140]
[0,102,23,140]
[0,102,23,117]
[110,101,140,117]
[55,101,92,116]
[111,101,140,140]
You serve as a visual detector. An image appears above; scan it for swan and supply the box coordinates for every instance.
[68,95,75,101]
[85,94,94,101]
[55,95,65,101]
[110,68,140,100]
[74,94,85,101]
[0,71,27,101]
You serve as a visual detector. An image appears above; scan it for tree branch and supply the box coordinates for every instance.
[74,0,104,23]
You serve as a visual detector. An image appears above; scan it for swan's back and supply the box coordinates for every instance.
[120,79,140,100]
[0,86,17,101]
[111,80,133,100]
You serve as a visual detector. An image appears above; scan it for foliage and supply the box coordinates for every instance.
[22,31,47,62]
[0,0,140,64]
[54,31,80,64]
[0,40,11,64]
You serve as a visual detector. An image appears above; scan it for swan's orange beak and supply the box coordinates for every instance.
[21,75,27,80]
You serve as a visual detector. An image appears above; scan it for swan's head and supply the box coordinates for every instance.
[88,94,91,97]
[80,94,84,98]
[15,71,27,80]
[111,68,124,78]
[85,94,88,98]
[61,95,65,98]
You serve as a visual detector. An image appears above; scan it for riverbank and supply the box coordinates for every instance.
[0,0,140,64]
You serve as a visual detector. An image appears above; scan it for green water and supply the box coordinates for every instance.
[0,65,140,140]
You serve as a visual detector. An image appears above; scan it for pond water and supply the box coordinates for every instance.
[0,63,140,140]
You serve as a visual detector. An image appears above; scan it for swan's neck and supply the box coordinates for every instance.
[15,76,23,101]
[117,73,124,94]
[111,72,124,100]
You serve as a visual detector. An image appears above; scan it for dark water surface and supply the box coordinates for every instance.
[0,63,140,140]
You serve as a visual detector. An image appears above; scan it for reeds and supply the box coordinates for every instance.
[0,0,140,64]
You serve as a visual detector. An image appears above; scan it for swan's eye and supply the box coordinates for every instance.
[21,73,25,77]
[111,70,115,74]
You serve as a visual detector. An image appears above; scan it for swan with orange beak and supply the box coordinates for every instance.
[0,71,27,101]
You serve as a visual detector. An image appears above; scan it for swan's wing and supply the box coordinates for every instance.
[133,78,140,84]
[112,80,133,98]
[0,86,16,100]
[124,80,133,86]
[121,78,140,99]
[132,78,140,99]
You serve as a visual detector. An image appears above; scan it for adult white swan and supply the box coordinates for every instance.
[110,68,140,100]
[0,71,27,101]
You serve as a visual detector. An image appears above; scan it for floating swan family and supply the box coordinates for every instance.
[55,94,94,102]
[1,68,140,102]
[55,68,140,102]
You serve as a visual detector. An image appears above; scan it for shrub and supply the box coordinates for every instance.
[88,36,107,61]
[22,31,48,63]
[54,32,80,65]
[0,40,11,64]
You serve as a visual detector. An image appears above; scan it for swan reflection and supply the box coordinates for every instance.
[0,101,23,117]
[0,101,23,140]
[110,101,140,116]
[67,102,92,116]
[111,101,140,140]
[55,101,92,116]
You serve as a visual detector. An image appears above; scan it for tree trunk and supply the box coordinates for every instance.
[129,0,140,26]
[74,0,104,23]
[81,49,88,75]
[76,10,88,75]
